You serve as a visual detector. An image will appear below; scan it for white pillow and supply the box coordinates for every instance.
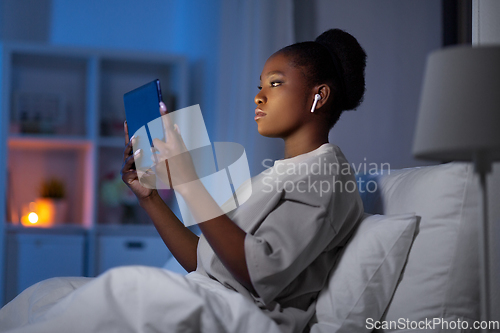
[311,213,418,333]
[375,162,482,329]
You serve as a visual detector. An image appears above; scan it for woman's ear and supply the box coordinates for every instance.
[314,84,331,110]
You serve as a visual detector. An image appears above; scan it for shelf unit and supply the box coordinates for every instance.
[0,42,189,305]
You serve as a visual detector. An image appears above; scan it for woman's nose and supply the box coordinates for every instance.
[254,91,265,105]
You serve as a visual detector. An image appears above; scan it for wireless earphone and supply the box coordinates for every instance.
[310,94,321,113]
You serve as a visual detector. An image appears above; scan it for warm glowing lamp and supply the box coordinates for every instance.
[20,200,55,227]
[28,212,38,224]
[35,198,55,226]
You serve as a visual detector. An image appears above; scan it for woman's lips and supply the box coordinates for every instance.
[255,109,267,120]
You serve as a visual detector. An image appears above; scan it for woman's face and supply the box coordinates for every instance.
[254,52,313,138]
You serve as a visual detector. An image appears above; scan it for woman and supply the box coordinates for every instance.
[0,28,366,333]
[121,28,366,332]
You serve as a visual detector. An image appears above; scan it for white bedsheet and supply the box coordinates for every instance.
[0,266,282,333]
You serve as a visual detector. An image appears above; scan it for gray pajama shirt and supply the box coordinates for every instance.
[196,143,364,333]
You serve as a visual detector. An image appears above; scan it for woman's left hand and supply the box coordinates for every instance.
[152,102,199,192]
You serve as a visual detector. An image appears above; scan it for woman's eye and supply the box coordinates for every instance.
[271,81,282,87]
[257,86,262,90]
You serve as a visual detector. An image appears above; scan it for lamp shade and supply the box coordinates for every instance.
[413,46,500,161]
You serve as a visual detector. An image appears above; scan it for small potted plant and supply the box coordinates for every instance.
[36,177,68,225]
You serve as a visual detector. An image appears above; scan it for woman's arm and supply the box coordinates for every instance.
[151,102,254,292]
[121,121,199,273]
[178,179,255,293]
[138,191,199,273]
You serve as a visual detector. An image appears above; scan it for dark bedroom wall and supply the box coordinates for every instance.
[295,0,442,170]
[0,0,52,42]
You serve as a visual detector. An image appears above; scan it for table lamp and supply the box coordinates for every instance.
[413,45,500,333]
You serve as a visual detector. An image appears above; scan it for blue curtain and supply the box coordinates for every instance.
[212,0,295,177]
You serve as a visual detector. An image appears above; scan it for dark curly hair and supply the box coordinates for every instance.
[278,29,367,129]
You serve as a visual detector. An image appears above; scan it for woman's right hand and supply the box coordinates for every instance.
[121,120,156,200]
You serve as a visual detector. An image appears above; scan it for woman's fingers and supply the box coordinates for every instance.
[159,101,168,114]
[124,120,130,145]
[121,168,138,185]
[122,148,141,173]
[123,139,131,161]
[159,102,175,140]
[123,135,136,161]
[152,138,165,150]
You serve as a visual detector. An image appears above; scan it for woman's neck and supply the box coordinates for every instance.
[282,133,329,159]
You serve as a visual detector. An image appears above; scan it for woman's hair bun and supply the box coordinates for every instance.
[315,29,367,112]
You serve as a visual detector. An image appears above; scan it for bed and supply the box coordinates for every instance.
[0,162,498,332]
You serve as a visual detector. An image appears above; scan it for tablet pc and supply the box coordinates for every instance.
[123,79,163,140]
[123,79,164,172]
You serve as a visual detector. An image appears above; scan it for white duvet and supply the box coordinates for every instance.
[0,266,282,333]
